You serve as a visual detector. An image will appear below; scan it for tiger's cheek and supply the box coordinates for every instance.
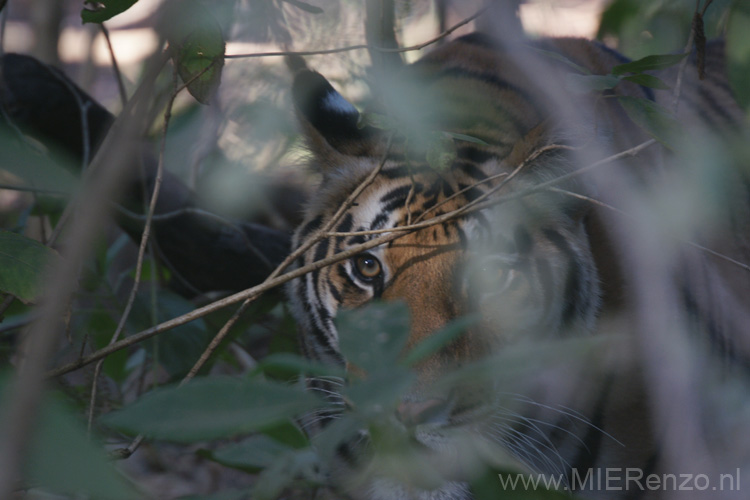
[380,235,479,382]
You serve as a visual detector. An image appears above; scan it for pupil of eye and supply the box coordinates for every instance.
[356,255,381,279]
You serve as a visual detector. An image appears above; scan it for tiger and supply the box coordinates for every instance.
[286,31,750,500]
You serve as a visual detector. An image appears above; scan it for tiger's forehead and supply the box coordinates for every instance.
[336,163,468,234]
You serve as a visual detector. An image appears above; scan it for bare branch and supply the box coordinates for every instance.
[86,67,178,434]
[551,187,750,274]
[46,135,654,380]
[224,6,486,60]
[100,24,128,108]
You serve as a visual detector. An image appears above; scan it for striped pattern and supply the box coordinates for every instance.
[287,34,750,499]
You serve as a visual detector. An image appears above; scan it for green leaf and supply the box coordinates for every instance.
[402,314,479,366]
[27,400,139,499]
[0,136,78,195]
[101,377,322,442]
[616,95,680,149]
[443,132,489,145]
[611,53,688,75]
[166,0,226,104]
[0,381,138,499]
[345,367,415,416]
[200,434,292,473]
[253,447,321,500]
[564,74,621,94]
[621,73,670,90]
[727,2,750,110]
[258,352,346,380]
[434,337,612,401]
[337,301,411,374]
[81,0,139,23]
[260,419,310,449]
[0,230,60,303]
[596,0,640,39]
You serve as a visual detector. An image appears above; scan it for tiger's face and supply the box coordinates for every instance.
[287,35,616,497]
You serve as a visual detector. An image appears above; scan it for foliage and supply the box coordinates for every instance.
[0,1,748,499]
[0,230,60,303]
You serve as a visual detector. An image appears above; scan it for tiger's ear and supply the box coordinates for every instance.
[292,69,380,160]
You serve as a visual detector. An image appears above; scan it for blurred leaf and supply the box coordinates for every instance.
[258,352,346,380]
[425,132,457,171]
[617,95,680,149]
[0,0,6,13]
[309,412,366,461]
[166,0,226,104]
[81,0,139,23]
[358,111,399,131]
[727,2,750,110]
[337,301,411,374]
[83,308,129,382]
[434,337,612,399]
[280,0,323,14]
[345,367,415,416]
[0,230,60,304]
[27,399,138,499]
[611,53,687,75]
[0,381,137,499]
[0,136,78,194]
[30,196,66,217]
[597,0,640,39]
[564,74,621,94]
[253,447,321,500]
[621,73,670,90]
[402,314,479,366]
[260,419,310,449]
[199,434,292,473]
[101,377,322,442]
[444,132,488,145]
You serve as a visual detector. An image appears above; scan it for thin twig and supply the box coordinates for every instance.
[87,67,179,435]
[671,1,705,113]
[224,6,485,60]
[45,70,94,248]
[45,136,654,380]
[0,184,68,195]
[700,0,715,16]
[108,136,397,458]
[175,135,395,380]
[100,24,128,108]
[113,204,274,270]
[415,144,574,224]
[264,133,395,284]
[550,187,750,273]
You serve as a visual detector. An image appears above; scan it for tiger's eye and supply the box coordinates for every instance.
[354,254,382,280]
